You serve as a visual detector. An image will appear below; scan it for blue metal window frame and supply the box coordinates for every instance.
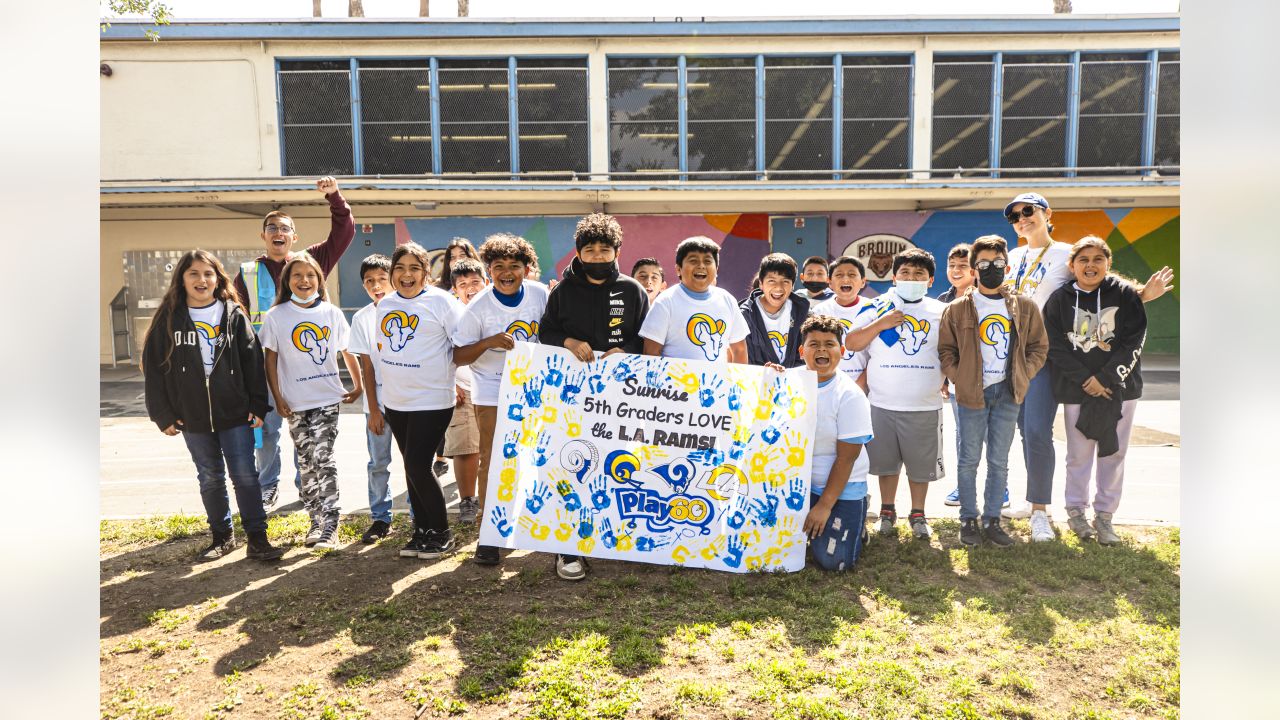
[429,58,443,174]
[1141,49,1159,174]
[755,55,766,178]
[831,55,843,180]
[1065,51,1081,178]
[349,58,363,174]
[508,56,520,177]
[677,56,688,179]
[988,51,1003,178]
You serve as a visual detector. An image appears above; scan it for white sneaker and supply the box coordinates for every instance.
[1029,510,1054,542]
[1001,501,1032,520]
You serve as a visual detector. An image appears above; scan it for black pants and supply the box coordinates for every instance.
[383,406,454,533]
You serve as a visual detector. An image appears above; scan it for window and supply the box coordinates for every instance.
[516,58,589,174]
[1000,54,1070,176]
[686,57,757,178]
[608,58,680,174]
[931,55,993,177]
[842,56,911,177]
[1077,53,1149,175]
[437,58,510,174]
[358,60,431,175]
[765,57,834,178]
[1154,50,1179,174]
[279,60,353,176]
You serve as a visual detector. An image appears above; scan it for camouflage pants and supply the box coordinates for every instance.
[288,404,340,519]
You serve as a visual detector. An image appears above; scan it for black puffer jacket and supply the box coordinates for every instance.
[737,289,811,367]
[143,300,271,433]
[540,258,650,353]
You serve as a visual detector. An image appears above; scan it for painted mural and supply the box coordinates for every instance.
[367,208,1177,354]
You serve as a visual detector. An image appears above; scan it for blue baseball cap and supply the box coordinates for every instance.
[1004,192,1050,216]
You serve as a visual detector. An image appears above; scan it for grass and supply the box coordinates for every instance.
[100,512,1180,719]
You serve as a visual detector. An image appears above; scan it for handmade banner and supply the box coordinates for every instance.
[478,344,818,573]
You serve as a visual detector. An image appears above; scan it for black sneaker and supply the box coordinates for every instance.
[303,515,324,547]
[399,529,428,558]
[261,485,279,511]
[361,519,392,544]
[983,518,1015,547]
[314,518,340,549]
[959,518,983,547]
[474,544,501,566]
[246,531,285,561]
[196,534,238,563]
[417,529,455,559]
[432,459,450,477]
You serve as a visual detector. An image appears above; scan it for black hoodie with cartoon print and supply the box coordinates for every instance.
[1042,275,1147,405]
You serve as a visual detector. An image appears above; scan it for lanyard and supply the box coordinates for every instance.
[1013,244,1051,294]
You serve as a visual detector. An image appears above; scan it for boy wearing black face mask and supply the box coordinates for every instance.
[538,212,649,581]
[938,236,1047,547]
[796,255,835,302]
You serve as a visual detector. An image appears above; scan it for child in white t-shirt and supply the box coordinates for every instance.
[811,256,871,391]
[363,242,465,561]
[846,249,947,542]
[640,236,750,363]
[348,253,398,544]
[259,253,360,550]
[443,257,490,527]
[799,315,875,572]
[453,234,549,566]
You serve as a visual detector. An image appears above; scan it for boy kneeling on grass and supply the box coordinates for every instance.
[800,315,875,572]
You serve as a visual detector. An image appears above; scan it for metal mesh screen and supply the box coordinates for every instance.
[358,65,432,175]
[687,62,756,176]
[279,65,353,175]
[999,62,1069,176]
[438,63,510,174]
[1155,61,1179,173]
[608,61,679,173]
[764,61,834,177]
[931,60,993,177]
[842,59,911,177]
[1077,60,1148,175]
[517,65,589,173]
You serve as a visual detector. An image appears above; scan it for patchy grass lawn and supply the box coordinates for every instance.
[100,514,1179,719]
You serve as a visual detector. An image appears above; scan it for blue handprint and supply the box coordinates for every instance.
[490,507,514,538]
[645,359,670,388]
[785,478,806,511]
[771,379,792,407]
[590,476,611,510]
[727,495,750,530]
[507,404,525,421]
[635,534,670,552]
[523,376,545,408]
[688,446,726,468]
[697,374,724,408]
[728,433,753,462]
[751,493,781,528]
[543,355,566,387]
[533,434,552,467]
[761,425,782,445]
[728,384,743,411]
[576,507,594,539]
[525,480,552,515]
[601,518,618,549]
[560,369,586,404]
[724,535,745,568]
[502,429,521,459]
[555,478,583,512]
[611,359,634,382]
[588,373,606,394]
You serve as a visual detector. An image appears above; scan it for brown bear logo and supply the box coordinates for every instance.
[867,253,894,280]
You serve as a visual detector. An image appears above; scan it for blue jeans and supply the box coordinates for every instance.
[956,381,1022,521]
[808,494,869,572]
[183,423,268,535]
[1016,367,1058,505]
[366,413,395,524]
[257,406,301,496]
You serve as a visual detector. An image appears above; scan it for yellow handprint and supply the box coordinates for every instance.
[784,431,808,468]
[615,530,634,552]
[700,536,727,560]
[520,414,544,442]
[508,354,532,386]
[497,484,515,502]
[766,471,787,490]
[541,405,558,423]
[554,508,574,542]
[671,544,693,564]
[777,517,799,547]
[746,554,765,570]
[667,363,699,393]
[749,447,780,474]
[563,409,582,438]
[634,445,669,464]
[577,535,596,554]
[740,529,761,547]
[788,395,808,419]
[519,515,551,541]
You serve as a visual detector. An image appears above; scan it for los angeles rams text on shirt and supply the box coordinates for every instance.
[259,300,351,412]
[375,287,463,412]
[850,294,947,411]
[639,284,750,363]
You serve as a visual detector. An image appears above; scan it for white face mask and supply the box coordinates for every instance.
[894,280,929,302]
[291,291,319,305]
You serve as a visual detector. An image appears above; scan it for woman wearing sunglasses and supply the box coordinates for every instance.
[999,192,1173,543]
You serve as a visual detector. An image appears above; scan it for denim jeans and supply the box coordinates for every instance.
[366,413,395,524]
[956,381,1022,521]
[257,405,301,496]
[808,494,869,572]
[183,423,268,535]
[1015,368,1058,505]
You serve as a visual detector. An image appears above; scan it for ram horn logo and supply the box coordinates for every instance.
[507,319,540,342]
[685,313,727,361]
[898,314,931,356]
[380,310,419,352]
[193,321,220,367]
[291,322,332,365]
[979,315,1012,360]
[767,330,787,359]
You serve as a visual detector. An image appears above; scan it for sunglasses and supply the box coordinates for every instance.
[975,258,1008,271]
[1005,205,1039,224]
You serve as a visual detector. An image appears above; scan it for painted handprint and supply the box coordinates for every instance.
[490,507,514,538]
[589,476,611,510]
[688,446,726,468]
[611,359,635,382]
[519,515,551,541]
[533,434,553,467]
[751,492,781,528]
[601,518,619,549]
[542,354,567,387]
[502,429,521,459]
[760,425,783,445]
[576,507,594,539]
[726,495,750,530]
[507,404,525,422]
[700,536,727,560]
[555,475,583,512]
[523,376,545,408]
[554,508,575,542]
[508,354,533,386]
[644,358,670,389]
[560,369,586,405]
[525,480,552,514]
[784,431,808,468]
[697,374,725,408]
[727,382,744,411]
[667,363,700,394]
[723,535,745,568]
[785,478,807,511]
[636,535,669,552]
[563,409,582,438]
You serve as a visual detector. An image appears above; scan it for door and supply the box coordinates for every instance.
[337,223,398,321]
[769,216,830,266]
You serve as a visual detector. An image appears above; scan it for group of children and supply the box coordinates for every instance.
[143,189,1169,576]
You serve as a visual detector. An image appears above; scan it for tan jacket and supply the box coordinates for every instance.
[938,286,1048,409]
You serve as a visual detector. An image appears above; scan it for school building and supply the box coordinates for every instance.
[99,15,1179,364]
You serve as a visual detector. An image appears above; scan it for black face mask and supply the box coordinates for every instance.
[582,261,615,281]
[978,265,1006,290]
[803,281,828,294]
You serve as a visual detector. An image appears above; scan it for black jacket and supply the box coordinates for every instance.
[1043,275,1147,405]
[540,258,650,353]
[737,290,811,367]
[143,300,271,433]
